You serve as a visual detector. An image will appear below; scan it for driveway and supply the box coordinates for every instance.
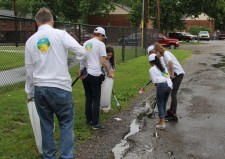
[75,40,225,159]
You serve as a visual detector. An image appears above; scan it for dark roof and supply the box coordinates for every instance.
[114,3,131,12]
[0,9,14,16]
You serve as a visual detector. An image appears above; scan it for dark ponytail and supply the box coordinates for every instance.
[152,56,165,72]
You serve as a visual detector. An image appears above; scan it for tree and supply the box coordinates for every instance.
[180,0,225,30]
[79,0,115,22]
[16,0,32,17]
[0,0,13,10]
[149,0,185,34]
[127,0,225,32]
[28,0,115,22]
[128,0,142,27]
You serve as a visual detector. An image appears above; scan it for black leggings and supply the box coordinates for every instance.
[170,74,184,114]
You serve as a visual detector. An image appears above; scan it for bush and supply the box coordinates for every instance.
[188,26,211,35]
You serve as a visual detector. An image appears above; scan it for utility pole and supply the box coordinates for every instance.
[144,0,149,28]
[141,0,149,48]
[157,0,160,32]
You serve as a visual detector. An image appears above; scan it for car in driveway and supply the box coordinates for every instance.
[118,33,141,46]
[169,32,193,42]
[184,32,197,40]
[218,31,225,40]
[198,31,210,41]
[158,34,179,49]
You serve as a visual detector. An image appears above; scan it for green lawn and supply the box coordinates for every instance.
[0,52,24,71]
[0,46,145,71]
[0,49,191,158]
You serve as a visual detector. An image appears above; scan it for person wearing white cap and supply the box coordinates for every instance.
[147,45,155,55]
[80,26,113,130]
[154,43,185,122]
[148,54,172,130]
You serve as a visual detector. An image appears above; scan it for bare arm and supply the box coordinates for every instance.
[101,56,113,78]
[168,60,175,79]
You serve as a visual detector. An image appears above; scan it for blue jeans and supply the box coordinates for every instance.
[156,83,171,118]
[82,74,102,125]
[34,86,75,159]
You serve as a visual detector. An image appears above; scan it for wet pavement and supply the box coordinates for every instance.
[121,40,225,159]
[75,40,225,159]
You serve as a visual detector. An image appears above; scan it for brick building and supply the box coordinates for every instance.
[88,3,131,27]
[184,13,215,32]
[0,9,36,43]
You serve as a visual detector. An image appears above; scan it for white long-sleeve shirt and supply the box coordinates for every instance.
[25,24,87,98]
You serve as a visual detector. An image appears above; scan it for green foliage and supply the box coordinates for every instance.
[0,0,13,10]
[125,0,225,32]
[2,0,115,22]
[188,26,211,35]
[29,0,115,22]
[180,0,225,30]
[128,0,185,33]
[128,0,142,27]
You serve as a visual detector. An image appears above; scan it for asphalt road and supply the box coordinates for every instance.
[123,40,225,159]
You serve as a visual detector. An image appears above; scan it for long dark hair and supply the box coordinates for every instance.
[106,45,115,69]
[150,55,165,72]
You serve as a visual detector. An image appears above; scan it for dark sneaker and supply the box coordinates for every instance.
[92,124,105,130]
[165,115,174,121]
[166,109,174,116]
[165,114,178,123]
[172,115,178,122]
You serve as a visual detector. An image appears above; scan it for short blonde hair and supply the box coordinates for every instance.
[35,7,53,24]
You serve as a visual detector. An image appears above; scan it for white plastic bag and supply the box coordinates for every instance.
[27,101,43,154]
[100,77,114,112]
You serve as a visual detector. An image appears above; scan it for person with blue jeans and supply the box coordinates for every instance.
[148,51,173,130]
[154,43,185,122]
[25,8,87,158]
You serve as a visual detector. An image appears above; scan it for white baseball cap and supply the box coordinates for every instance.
[148,53,156,62]
[94,27,107,38]
[147,45,154,53]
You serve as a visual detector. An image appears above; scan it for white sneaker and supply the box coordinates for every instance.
[155,123,166,130]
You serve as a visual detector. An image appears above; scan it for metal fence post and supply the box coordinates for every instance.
[135,28,137,58]
[14,1,18,47]
[122,29,125,62]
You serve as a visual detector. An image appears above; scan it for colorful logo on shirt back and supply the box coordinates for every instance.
[37,37,51,53]
[85,43,93,51]
[161,71,169,77]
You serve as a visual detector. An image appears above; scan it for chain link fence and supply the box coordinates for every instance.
[0,14,158,94]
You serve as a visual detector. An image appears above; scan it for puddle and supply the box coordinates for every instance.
[112,119,141,159]
[112,100,152,159]
[112,140,129,159]
[213,53,224,56]
[211,53,225,72]
[124,119,141,139]
[212,62,225,68]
